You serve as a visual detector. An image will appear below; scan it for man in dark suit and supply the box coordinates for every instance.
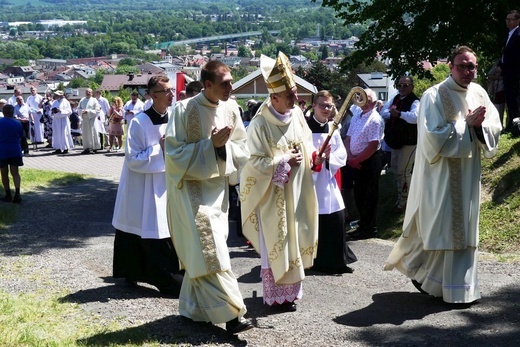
[501,10,520,134]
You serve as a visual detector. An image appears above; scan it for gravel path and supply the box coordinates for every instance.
[1,172,519,346]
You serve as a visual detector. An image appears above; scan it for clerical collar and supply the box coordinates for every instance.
[312,115,328,127]
[145,106,169,125]
[152,105,168,117]
[202,92,219,106]
[449,74,469,89]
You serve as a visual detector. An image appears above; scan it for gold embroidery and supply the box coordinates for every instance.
[186,180,221,273]
[186,105,202,144]
[448,158,466,249]
[439,84,466,249]
[226,106,236,127]
[184,104,221,273]
[439,84,458,122]
[239,176,257,202]
[268,186,287,263]
[300,241,318,257]
[247,211,259,232]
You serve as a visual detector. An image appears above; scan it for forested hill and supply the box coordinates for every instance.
[0,0,320,18]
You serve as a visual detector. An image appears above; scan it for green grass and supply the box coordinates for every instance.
[0,256,147,347]
[0,170,160,346]
[0,169,85,231]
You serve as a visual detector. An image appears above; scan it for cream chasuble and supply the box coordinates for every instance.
[399,76,502,251]
[240,100,319,285]
[165,93,249,279]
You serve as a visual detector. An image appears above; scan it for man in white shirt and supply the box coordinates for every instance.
[94,90,111,149]
[123,91,144,124]
[26,86,44,144]
[7,88,22,106]
[77,88,101,154]
[14,96,31,155]
[379,76,420,212]
[143,90,153,111]
[0,99,7,117]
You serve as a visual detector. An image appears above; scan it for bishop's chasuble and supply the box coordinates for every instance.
[240,99,319,287]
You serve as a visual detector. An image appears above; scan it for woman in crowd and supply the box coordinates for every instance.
[107,97,124,152]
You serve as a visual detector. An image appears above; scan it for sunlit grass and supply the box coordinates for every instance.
[21,169,86,190]
[0,169,86,231]
[0,256,115,347]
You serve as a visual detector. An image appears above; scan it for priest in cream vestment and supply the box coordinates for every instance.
[240,52,320,312]
[384,46,502,304]
[165,61,253,334]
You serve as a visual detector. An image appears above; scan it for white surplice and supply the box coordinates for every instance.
[112,112,169,239]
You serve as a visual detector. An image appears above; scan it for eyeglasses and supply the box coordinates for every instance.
[317,103,334,110]
[397,83,412,88]
[154,88,175,95]
[453,63,477,72]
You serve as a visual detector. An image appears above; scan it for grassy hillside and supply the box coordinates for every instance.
[377,133,520,258]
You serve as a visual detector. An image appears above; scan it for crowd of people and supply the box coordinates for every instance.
[105,43,503,336]
[0,38,508,334]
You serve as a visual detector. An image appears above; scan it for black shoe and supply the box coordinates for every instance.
[348,228,377,240]
[81,149,91,154]
[411,279,428,295]
[275,301,297,312]
[92,149,98,154]
[336,266,354,274]
[124,278,137,287]
[226,317,254,334]
[1,195,12,203]
[310,266,353,275]
[52,149,62,154]
[44,144,52,148]
[12,194,21,203]
[62,149,68,154]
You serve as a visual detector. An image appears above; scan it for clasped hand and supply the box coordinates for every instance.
[288,147,303,167]
[466,106,486,127]
[211,126,232,148]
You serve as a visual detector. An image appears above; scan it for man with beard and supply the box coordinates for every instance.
[384,46,502,304]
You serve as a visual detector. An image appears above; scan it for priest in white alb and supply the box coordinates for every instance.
[165,61,252,334]
[384,46,502,304]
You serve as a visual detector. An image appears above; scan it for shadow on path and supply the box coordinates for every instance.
[0,175,118,256]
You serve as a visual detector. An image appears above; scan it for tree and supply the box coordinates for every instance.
[93,40,107,57]
[12,59,30,66]
[413,63,450,97]
[69,78,90,88]
[238,45,252,58]
[118,85,131,102]
[305,62,332,92]
[118,57,139,66]
[320,45,329,60]
[316,0,514,79]
[231,65,251,82]
[115,65,139,75]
